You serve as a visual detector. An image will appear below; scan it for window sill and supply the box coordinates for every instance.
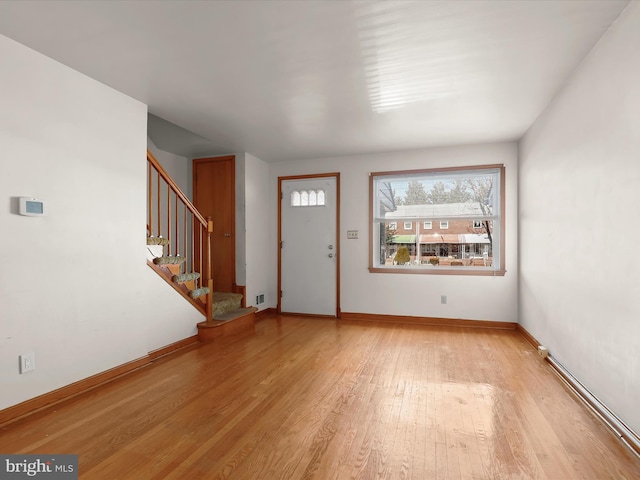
[368,266,506,276]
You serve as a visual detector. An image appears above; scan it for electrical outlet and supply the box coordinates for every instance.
[441,295,447,304]
[347,230,358,239]
[19,352,36,374]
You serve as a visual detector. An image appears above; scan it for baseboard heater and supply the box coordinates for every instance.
[547,354,640,458]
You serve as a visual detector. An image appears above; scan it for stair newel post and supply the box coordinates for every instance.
[206,217,214,325]
[147,162,153,235]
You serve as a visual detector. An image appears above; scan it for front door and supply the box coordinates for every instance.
[279,175,339,316]
[193,156,235,292]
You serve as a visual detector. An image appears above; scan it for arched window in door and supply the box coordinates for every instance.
[290,189,326,207]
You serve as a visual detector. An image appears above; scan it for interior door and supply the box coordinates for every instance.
[193,156,235,292]
[280,175,339,316]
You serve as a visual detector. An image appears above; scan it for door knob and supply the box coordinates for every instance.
[328,253,334,258]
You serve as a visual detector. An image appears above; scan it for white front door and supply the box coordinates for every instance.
[280,176,338,316]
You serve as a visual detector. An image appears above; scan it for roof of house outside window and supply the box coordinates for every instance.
[387,233,491,244]
[460,234,491,244]
[389,235,417,244]
[419,234,462,244]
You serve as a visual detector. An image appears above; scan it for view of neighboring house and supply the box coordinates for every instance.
[384,203,492,266]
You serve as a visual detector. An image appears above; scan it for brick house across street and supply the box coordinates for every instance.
[383,203,493,266]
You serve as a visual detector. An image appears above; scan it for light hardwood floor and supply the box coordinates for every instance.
[1,314,639,479]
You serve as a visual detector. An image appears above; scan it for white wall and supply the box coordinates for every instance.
[245,153,271,310]
[519,3,640,434]
[269,142,518,322]
[0,34,201,411]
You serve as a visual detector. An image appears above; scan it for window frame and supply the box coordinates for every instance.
[440,221,449,229]
[369,164,506,276]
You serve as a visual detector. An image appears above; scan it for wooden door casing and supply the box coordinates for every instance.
[193,156,235,293]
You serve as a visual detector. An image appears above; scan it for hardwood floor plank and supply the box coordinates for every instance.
[1,314,638,479]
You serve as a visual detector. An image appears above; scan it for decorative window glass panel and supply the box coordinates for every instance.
[290,188,327,207]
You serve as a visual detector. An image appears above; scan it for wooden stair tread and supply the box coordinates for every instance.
[146,236,170,246]
[214,307,258,321]
[212,292,243,302]
[197,307,257,342]
[212,291,243,317]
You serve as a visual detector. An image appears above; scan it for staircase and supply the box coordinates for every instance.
[147,150,256,341]
[198,292,258,341]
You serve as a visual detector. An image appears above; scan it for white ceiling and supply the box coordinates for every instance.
[0,0,629,162]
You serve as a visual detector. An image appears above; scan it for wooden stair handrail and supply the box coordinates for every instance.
[147,151,207,227]
[147,150,213,323]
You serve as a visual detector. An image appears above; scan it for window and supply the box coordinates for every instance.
[370,164,505,275]
[291,189,326,207]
